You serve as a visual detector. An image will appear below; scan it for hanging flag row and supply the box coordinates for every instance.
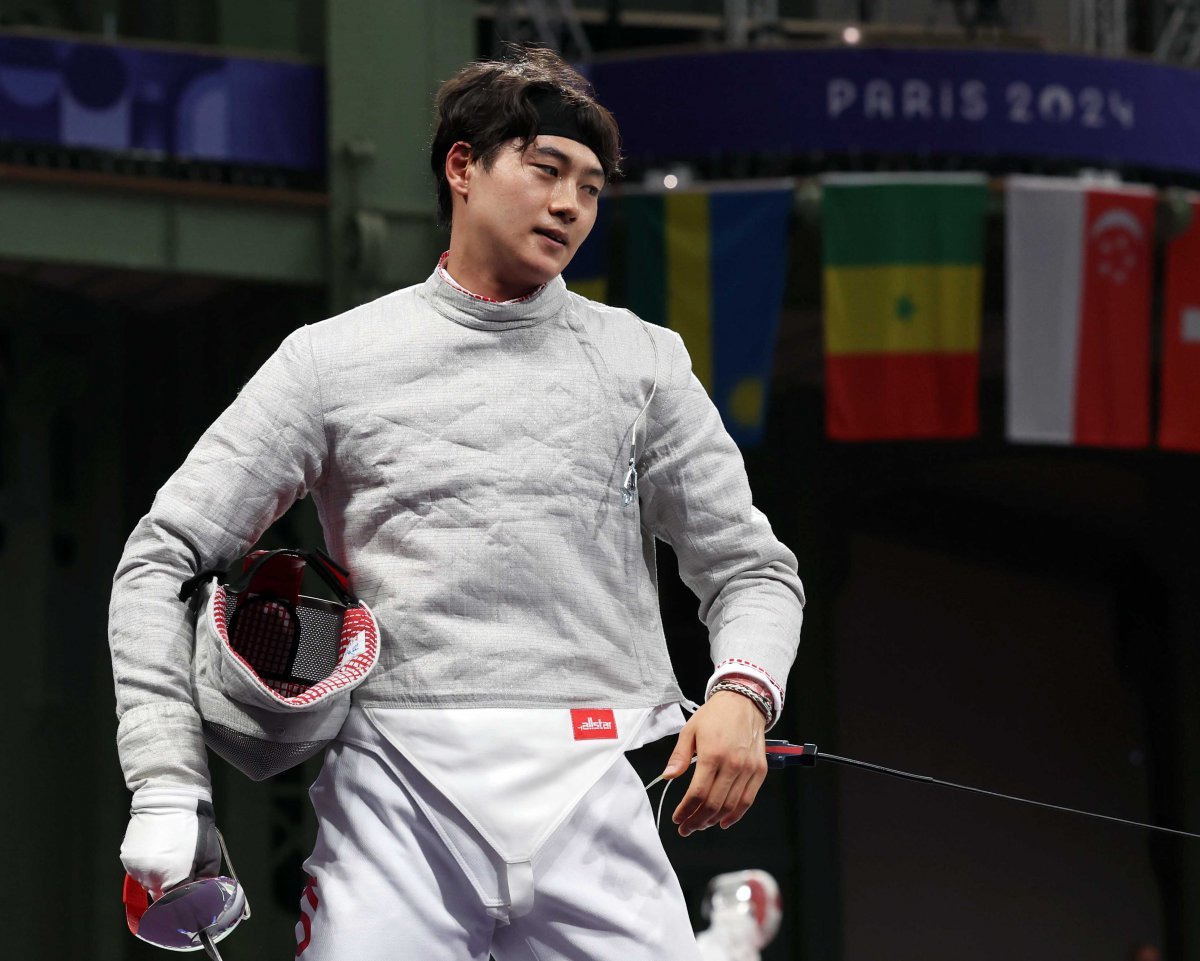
[824,173,1200,452]
[564,183,794,447]
[564,175,1200,453]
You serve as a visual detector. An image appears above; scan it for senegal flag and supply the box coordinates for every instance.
[622,185,793,447]
[822,173,988,440]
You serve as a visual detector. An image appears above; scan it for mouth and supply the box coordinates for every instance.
[534,227,569,248]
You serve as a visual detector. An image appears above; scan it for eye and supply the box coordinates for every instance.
[583,185,601,198]
[535,164,558,177]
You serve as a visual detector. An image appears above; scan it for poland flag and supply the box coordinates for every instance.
[1006,177,1155,447]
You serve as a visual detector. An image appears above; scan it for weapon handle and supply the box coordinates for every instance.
[765,740,818,769]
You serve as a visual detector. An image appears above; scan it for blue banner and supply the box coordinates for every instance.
[585,47,1200,176]
[0,33,324,171]
[707,188,792,447]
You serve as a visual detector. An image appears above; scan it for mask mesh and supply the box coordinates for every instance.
[226,592,343,698]
[202,720,327,782]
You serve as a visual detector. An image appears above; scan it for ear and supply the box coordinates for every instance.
[445,141,473,202]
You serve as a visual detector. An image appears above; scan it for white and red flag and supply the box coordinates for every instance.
[1159,193,1200,452]
[1006,177,1155,447]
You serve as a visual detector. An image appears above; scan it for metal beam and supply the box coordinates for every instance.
[493,0,593,57]
[325,0,475,312]
[0,171,326,283]
[1071,0,1127,54]
[1154,0,1200,62]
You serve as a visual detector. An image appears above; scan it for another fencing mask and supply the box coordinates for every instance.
[700,869,782,952]
[181,548,380,781]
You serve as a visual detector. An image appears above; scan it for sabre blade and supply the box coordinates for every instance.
[199,930,224,961]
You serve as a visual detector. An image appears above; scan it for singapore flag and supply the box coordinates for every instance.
[1006,177,1155,447]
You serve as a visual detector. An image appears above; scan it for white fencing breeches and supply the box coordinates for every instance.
[296,737,703,961]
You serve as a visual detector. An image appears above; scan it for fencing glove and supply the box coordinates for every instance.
[120,786,221,900]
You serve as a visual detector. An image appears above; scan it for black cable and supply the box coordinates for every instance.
[817,751,1200,842]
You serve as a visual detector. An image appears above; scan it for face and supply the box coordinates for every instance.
[448,135,605,298]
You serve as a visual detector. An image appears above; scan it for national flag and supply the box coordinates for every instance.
[1159,192,1200,452]
[1006,176,1155,448]
[821,173,988,441]
[621,184,793,447]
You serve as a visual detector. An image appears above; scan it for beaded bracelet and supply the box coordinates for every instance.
[709,680,774,725]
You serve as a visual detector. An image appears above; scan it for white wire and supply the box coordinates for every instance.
[655,778,675,831]
[643,755,697,832]
[621,320,660,503]
[628,320,660,448]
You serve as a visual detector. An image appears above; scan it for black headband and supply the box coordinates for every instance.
[529,88,599,160]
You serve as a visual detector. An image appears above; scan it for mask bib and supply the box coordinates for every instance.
[361,704,684,920]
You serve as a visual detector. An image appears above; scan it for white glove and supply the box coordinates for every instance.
[120,786,221,900]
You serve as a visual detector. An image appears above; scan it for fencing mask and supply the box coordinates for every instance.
[181,548,380,781]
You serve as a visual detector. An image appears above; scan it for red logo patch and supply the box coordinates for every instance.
[571,708,618,740]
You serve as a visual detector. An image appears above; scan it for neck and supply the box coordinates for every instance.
[443,243,540,303]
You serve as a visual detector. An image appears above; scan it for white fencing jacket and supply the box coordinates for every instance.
[108,267,805,802]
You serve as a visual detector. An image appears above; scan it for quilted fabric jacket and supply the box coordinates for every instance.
[108,269,805,792]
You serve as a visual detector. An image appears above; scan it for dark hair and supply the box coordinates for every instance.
[430,46,622,225]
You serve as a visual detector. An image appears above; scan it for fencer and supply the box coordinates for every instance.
[110,47,804,960]
[695,870,783,961]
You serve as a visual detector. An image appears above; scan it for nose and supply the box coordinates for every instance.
[548,180,579,222]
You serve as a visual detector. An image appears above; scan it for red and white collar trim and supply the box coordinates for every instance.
[437,252,546,305]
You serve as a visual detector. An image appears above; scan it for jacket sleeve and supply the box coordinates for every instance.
[109,326,327,793]
[637,327,804,722]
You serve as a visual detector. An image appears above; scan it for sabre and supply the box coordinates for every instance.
[764,740,1200,842]
[123,830,250,958]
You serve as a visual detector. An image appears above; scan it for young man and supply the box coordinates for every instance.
[111,48,804,960]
